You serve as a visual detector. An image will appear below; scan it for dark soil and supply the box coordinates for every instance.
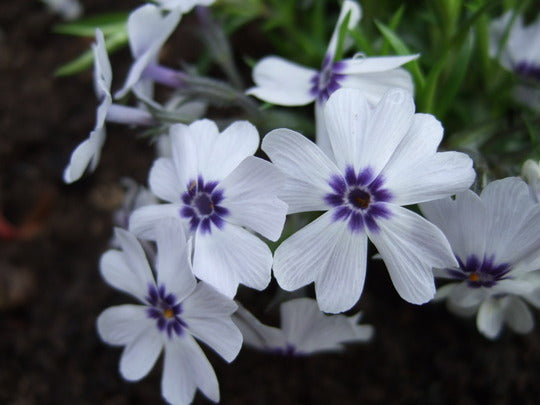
[1,1,540,404]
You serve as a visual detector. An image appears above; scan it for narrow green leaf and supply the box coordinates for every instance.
[374,20,425,89]
[381,5,405,55]
[53,12,128,37]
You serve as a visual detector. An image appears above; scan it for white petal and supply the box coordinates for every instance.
[93,29,112,102]
[281,298,368,353]
[247,56,316,106]
[220,156,287,241]
[325,88,414,178]
[162,336,219,405]
[182,284,242,362]
[120,325,162,381]
[448,283,487,308]
[129,204,182,240]
[477,298,504,339]
[182,282,238,319]
[314,227,367,313]
[326,0,362,58]
[381,113,475,205]
[192,225,272,297]
[420,190,487,263]
[369,206,456,304]
[63,128,105,183]
[482,177,540,263]
[315,102,334,158]
[341,68,414,105]
[273,211,345,291]
[100,229,155,301]
[115,5,182,98]
[169,123,202,188]
[504,296,534,334]
[341,54,419,74]
[154,218,196,301]
[149,158,181,203]
[322,87,371,172]
[200,120,260,181]
[97,304,153,346]
[262,128,339,212]
[232,303,286,350]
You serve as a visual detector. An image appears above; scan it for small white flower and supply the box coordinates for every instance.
[262,88,475,313]
[156,0,215,13]
[247,0,417,154]
[130,119,288,298]
[522,159,540,202]
[489,11,540,80]
[63,29,111,184]
[97,222,242,405]
[233,298,373,355]
[115,4,182,99]
[63,29,155,184]
[420,177,540,339]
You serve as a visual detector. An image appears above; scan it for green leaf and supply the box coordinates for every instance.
[381,5,405,55]
[53,12,128,37]
[374,20,425,89]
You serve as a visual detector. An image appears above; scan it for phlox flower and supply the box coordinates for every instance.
[489,11,540,110]
[63,29,154,183]
[262,88,475,313]
[489,11,540,81]
[247,0,418,154]
[130,119,288,298]
[420,177,540,339]
[233,298,373,355]
[522,159,540,202]
[97,222,242,405]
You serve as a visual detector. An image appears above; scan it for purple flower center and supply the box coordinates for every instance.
[446,255,512,288]
[310,55,346,103]
[146,284,187,338]
[324,166,392,233]
[271,343,297,356]
[180,176,229,234]
[514,61,540,81]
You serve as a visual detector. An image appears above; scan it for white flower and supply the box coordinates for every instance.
[247,0,418,154]
[233,298,373,355]
[156,0,215,13]
[262,88,475,313]
[63,29,111,184]
[522,159,540,202]
[115,4,182,99]
[489,11,540,79]
[130,119,288,298]
[420,177,540,339]
[97,223,242,405]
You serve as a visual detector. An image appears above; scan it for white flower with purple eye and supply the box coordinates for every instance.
[115,4,182,100]
[130,119,288,298]
[420,177,540,339]
[262,88,475,313]
[247,0,418,154]
[97,223,242,405]
[522,159,540,203]
[233,298,373,355]
[489,11,540,81]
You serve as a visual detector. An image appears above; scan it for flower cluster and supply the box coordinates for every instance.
[61,0,540,403]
